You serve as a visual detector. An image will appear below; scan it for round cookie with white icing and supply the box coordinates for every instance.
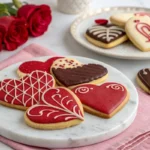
[110,12,150,27]
[0,70,55,110]
[85,24,128,49]
[24,87,84,130]
[72,82,129,118]
[136,68,150,94]
[125,16,150,52]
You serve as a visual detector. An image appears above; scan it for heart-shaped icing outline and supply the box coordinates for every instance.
[72,82,129,118]
[0,70,55,110]
[24,87,84,130]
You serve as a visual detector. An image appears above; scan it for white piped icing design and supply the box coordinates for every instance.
[143,68,150,75]
[106,83,125,91]
[75,86,93,94]
[27,88,84,121]
[88,25,125,42]
[0,70,55,106]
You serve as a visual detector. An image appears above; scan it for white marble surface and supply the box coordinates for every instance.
[0,0,149,149]
[0,56,138,148]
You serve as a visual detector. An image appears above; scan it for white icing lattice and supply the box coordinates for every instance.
[1,71,54,106]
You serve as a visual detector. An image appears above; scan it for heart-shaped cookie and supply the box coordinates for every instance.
[51,64,108,88]
[0,70,55,110]
[125,16,150,51]
[85,24,128,48]
[51,57,82,69]
[72,82,129,118]
[110,12,150,27]
[137,68,150,94]
[17,57,63,78]
[24,87,84,130]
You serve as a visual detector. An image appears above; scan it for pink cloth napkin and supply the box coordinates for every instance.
[0,43,150,150]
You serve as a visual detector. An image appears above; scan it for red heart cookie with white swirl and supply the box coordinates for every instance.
[17,57,63,78]
[72,82,129,118]
[125,16,150,51]
[0,71,55,110]
[24,87,84,130]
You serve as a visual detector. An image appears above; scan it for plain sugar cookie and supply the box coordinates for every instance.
[110,12,150,27]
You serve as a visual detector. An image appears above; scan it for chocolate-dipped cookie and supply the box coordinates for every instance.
[85,24,128,49]
[137,68,150,94]
[51,64,108,88]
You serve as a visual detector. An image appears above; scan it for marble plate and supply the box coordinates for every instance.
[71,7,150,60]
[0,56,138,148]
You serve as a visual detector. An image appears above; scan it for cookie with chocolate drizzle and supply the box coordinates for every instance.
[85,24,128,49]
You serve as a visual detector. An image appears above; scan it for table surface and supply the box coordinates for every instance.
[0,0,149,149]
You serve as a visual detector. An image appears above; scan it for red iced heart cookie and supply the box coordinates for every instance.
[72,82,129,118]
[24,87,84,130]
[0,71,55,110]
[17,57,63,77]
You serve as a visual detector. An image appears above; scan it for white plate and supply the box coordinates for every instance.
[71,7,150,60]
[0,56,138,148]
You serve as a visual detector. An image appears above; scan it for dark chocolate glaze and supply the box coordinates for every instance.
[138,68,150,90]
[86,24,126,43]
[52,64,108,87]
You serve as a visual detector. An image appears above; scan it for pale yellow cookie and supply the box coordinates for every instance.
[110,13,135,27]
[125,16,150,52]
[24,87,84,130]
[85,24,128,49]
[110,12,150,27]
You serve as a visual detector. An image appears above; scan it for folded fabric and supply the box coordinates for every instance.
[0,43,56,70]
[0,43,150,150]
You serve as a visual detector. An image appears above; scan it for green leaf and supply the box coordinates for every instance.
[5,3,17,16]
[12,0,22,9]
[0,3,10,16]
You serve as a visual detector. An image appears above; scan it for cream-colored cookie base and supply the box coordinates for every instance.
[24,88,84,130]
[125,16,150,52]
[17,69,28,78]
[83,90,130,118]
[136,75,150,94]
[24,115,83,130]
[110,17,125,27]
[85,34,128,49]
[51,58,82,69]
[110,13,134,27]
[0,101,27,111]
[51,67,108,89]
[125,28,150,52]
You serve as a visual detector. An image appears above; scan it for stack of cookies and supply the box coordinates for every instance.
[0,57,129,130]
[85,12,150,52]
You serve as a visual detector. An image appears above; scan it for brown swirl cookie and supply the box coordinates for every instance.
[137,68,150,94]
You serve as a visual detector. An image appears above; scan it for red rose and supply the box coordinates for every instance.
[0,16,28,51]
[17,4,52,37]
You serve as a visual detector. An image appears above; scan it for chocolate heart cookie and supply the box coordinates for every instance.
[137,68,150,94]
[51,64,108,88]
[85,24,128,49]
